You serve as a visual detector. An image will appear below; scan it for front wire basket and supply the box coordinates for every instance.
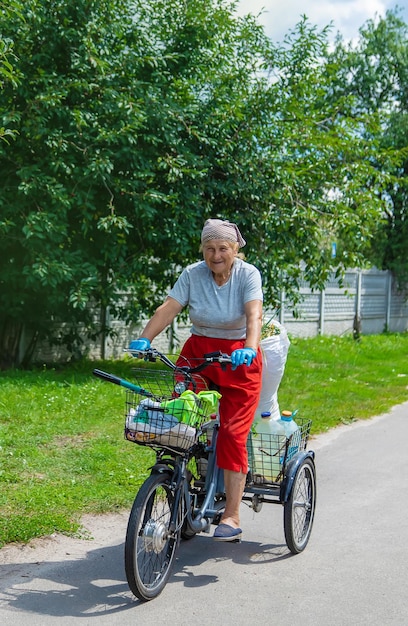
[124,368,210,452]
[247,417,312,485]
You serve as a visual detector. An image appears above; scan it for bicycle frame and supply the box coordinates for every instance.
[185,421,226,533]
[148,414,226,536]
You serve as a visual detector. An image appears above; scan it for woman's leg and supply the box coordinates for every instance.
[179,335,263,536]
[220,469,247,528]
[214,346,262,535]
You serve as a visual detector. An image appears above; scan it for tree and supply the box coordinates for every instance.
[0,0,276,365]
[0,0,21,141]
[328,9,408,289]
[0,0,395,366]
[239,18,389,298]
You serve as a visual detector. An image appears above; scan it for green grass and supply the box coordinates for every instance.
[0,358,155,547]
[278,333,408,431]
[1,333,408,547]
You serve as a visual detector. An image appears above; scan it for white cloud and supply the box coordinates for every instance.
[236,0,408,43]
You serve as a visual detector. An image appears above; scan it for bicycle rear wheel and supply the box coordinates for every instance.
[283,457,316,554]
[125,472,181,601]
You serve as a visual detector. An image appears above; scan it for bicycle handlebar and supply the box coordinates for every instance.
[93,348,233,395]
[124,347,232,373]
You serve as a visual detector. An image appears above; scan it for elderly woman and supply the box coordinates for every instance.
[130,218,263,542]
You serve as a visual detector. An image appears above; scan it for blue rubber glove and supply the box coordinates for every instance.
[129,338,151,354]
[230,347,257,371]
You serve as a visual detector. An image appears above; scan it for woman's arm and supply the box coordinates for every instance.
[138,297,183,343]
[244,299,263,351]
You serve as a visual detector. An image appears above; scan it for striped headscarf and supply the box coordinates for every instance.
[201,219,246,248]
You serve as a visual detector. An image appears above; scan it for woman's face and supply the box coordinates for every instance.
[202,239,238,276]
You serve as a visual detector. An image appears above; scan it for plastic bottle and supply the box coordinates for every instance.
[249,412,286,482]
[126,399,179,432]
[205,413,218,447]
[276,410,301,462]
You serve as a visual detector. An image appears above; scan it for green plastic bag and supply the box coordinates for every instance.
[161,389,221,425]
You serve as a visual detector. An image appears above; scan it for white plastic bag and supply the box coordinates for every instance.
[256,320,290,420]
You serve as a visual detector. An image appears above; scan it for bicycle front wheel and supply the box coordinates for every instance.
[125,472,181,601]
[283,457,316,554]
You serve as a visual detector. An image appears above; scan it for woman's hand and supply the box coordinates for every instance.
[129,338,151,352]
[230,347,257,370]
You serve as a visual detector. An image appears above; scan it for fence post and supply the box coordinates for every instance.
[100,305,107,359]
[319,289,325,335]
[353,271,362,338]
[386,271,392,331]
[279,290,285,325]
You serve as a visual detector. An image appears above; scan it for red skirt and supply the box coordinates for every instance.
[179,334,263,473]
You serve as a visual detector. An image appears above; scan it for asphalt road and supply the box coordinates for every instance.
[1,401,407,625]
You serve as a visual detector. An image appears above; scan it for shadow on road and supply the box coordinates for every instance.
[0,542,132,618]
[0,533,292,618]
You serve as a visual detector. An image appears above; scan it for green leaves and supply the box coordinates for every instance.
[328,9,408,289]
[0,1,406,365]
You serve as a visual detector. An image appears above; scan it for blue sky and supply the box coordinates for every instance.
[236,0,408,43]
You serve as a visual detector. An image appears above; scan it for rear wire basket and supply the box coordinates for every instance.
[124,368,209,452]
[247,417,312,485]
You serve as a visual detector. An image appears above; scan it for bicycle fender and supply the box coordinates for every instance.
[279,450,315,503]
[150,463,174,476]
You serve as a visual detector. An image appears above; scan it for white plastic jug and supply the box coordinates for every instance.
[277,410,301,462]
[249,412,286,482]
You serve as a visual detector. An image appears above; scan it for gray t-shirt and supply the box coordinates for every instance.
[169,258,263,339]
